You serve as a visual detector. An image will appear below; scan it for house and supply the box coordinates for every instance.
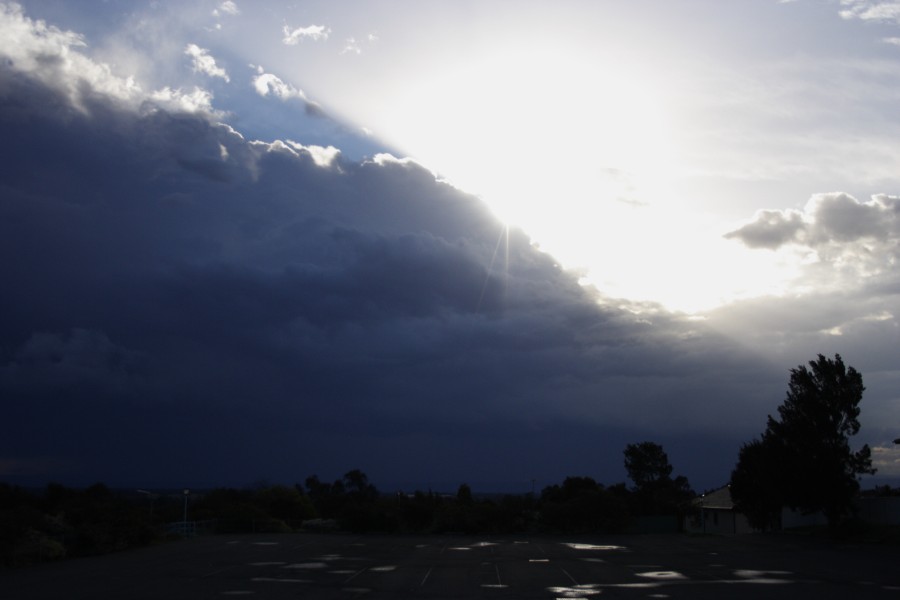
[685,485,900,534]
[684,485,756,535]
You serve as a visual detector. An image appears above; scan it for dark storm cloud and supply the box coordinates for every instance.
[0,43,779,490]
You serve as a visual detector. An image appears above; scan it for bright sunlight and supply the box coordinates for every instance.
[374,40,794,313]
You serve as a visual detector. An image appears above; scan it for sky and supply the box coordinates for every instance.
[1,0,899,493]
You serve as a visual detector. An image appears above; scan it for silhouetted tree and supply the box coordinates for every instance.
[624,442,673,488]
[456,483,473,504]
[730,439,782,530]
[343,469,378,502]
[731,354,875,529]
[623,442,693,515]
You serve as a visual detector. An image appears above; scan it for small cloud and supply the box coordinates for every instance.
[252,71,307,101]
[341,34,378,55]
[213,1,240,17]
[838,1,900,23]
[251,68,326,117]
[285,140,342,168]
[872,444,900,476]
[341,38,362,55]
[148,86,217,114]
[724,209,806,249]
[883,36,900,45]
[282,24,330,45]
[185,44,229,82]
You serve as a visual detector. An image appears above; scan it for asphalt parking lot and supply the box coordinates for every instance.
[3,532,900,599]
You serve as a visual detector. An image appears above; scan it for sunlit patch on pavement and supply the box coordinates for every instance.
[563,543,625,551]
[637,571,687,580]
[733,569,794,584]
[547,584,602,597]
[734,570,792,578]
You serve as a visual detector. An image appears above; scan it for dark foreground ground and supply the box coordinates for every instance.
[3,532,900,599]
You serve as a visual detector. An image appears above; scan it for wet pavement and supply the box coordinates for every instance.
[3,532,900,599]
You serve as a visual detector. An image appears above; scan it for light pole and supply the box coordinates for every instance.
[136,489,157,519]
[182,489,190,534]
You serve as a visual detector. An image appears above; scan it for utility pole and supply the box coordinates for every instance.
[182,489,190,534]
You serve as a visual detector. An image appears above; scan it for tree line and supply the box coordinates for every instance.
[0,444,693,566]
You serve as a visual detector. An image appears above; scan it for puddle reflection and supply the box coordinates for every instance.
[547,584,602,597]
[637,571,687,580]
[562,543,625,551]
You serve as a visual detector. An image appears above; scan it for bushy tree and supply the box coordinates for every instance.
[623,442,693,515]
[731,354,875,529]
[624,442,673,488]
[730,439,782,530]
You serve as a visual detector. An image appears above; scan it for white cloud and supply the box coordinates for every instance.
[185,43,229,82]
[282,24,330,45]
[213,1,240,17]
[247,139,341,169]
[839,1,900,22]
[724,209,806,249]
[341,38,362,55]
[285,140,341,168]
[251,69,307,101]
[871,444,900,476]
[148,86,217,114]
[0,3,221,118]
[721,192,900,345]
[727,192,900,252]
[883,36,900,45]
[250,66,325,116]
[341,34,378,55]
[0,3,140,111]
